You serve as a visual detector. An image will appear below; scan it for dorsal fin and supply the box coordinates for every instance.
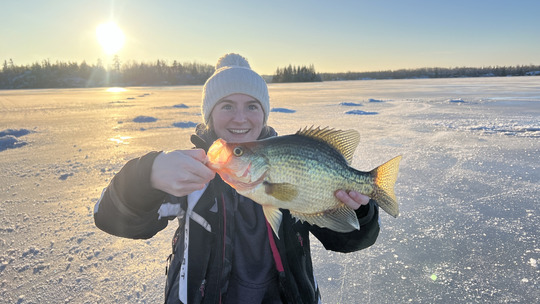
[296,126,360,164]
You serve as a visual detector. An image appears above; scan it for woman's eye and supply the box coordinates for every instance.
[248,104,260,111]
[221,104,233,110]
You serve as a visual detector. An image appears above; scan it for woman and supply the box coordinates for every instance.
[94,53,380,303]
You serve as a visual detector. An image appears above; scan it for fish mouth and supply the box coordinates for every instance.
[215,158,267,192]
[223,161,254,184]
[207,138,230,170]
[220,170,266,192]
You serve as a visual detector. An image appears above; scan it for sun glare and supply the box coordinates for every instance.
[108,135,132,144]
[96,22,125,55]
[106,87,127,92]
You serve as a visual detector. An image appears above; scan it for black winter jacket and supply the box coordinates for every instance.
[94,126,380,303]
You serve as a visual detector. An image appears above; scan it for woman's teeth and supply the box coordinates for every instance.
[229,129,249,134]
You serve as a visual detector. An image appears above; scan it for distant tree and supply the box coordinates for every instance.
[272,64,322,83]
[113,55,121,72]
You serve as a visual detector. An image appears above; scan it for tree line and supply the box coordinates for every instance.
[319,65,540,81]
[0,57,214,89]
[1,57,538,89]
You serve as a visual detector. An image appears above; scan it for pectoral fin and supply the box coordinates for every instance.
[263,205,283,237]
[263,181,298,202]
[291,205,360,233]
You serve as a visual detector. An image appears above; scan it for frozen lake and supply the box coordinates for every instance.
[0,77,538,303]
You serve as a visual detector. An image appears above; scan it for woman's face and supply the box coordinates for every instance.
[210,93,265,143]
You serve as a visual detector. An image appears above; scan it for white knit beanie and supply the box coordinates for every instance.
[202,53,270,124]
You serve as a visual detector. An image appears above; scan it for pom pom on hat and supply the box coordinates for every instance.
[215,53,251,70]
[202,53,270,124]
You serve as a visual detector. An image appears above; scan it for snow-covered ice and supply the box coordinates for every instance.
[345,110,379,115]
[0,129,33,151]
[0,77,538,303]
[271,107,296,113]
[133,116,158,123]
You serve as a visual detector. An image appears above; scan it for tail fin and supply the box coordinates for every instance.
[371,155,402,217]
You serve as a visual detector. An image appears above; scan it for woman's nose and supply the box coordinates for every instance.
[232,109,247,122]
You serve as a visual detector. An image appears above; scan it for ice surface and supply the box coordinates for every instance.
[0,129,32,137]
[271,107,296,113]
[172,121,198,128]
[345,110,379,115]
[0,135,26,151]
[446,98,465,103]
[0,77,538,303]
[133,116,158,123]
[340,102,363,106]
[0,129,32,151]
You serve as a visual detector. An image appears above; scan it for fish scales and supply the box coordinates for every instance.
[255,135,371,212]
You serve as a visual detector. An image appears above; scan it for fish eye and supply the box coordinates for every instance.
[233,147,244,157]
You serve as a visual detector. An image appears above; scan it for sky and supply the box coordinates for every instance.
[2,0,540,75]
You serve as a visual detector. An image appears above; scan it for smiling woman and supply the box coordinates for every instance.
[96,22,125,55]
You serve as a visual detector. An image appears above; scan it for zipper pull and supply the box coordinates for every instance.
[199,279,206,298]
[296,232,303,247]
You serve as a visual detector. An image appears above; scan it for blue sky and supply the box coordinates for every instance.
[2,0,539,74]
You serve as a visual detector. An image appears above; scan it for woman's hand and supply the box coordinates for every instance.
[335,190,370,210]
[151,149,216,197]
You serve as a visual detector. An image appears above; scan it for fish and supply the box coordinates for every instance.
[206,126,402,236]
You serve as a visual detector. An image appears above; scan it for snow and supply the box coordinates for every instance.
[270,107,296,113]
[133,116,158,123]
[0,129,32,151]
[172,121,198,129]
[0,76,539,303]
[0,129,32,138]
[446,98,465,103]
[339,102,363,106]
[345,110,379,115]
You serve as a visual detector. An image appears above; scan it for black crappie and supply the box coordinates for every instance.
[207,126,401,235]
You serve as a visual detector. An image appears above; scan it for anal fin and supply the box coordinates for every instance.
[291,205,360,233]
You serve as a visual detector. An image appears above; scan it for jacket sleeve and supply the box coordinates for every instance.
[309,200,380,253]
[93,151,170,239]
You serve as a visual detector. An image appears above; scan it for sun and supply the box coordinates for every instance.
[96,22,125,55]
